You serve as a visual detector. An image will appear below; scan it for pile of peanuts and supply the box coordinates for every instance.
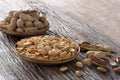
[80,42,120,73]
[0,10,49,33]
[16,36,79,61]
[59,41,120,77]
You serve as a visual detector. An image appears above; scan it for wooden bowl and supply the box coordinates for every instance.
[0,26,49,37]
[16,36,80,65]
[19,46,80,65]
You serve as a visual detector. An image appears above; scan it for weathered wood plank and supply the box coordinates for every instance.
[0,0,120,80]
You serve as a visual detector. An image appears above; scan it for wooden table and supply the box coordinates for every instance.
[0,0,120,80]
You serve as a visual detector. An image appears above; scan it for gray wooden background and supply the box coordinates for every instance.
[0,0,120,80]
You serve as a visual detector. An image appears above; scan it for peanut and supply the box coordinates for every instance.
[16,28,24,33]
[13,11,20,18]
[25,21,33,27]
[96,67,107,72]
[5,16,12,23]
[109,60,117,66]
[76,62,83,68]
[59,67,68,72]
[86,51,95,58]
[34,20,44,29]
[33,14,40,20]
[7,18,17,31]
[17,19,24,27]
[40,16,46,22]
[90,55,107,67]
[48,49,61,57]
[75,71,83,77]
[9,11,15,16]
[44,20,49,27]
[25,27,37,33]
[83,58,92,66]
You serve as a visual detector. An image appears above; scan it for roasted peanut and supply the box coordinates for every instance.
[48,49,61,57]
[75,71,83,77]
[76,62,83,68]
[59,67,68,72]
[83,58,92,66]
[33,14,40,20]
[96,67,107,72]
[17,19,24,27]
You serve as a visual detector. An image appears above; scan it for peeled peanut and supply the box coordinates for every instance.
[16,28,24,33]
[83,58,92,66]
[59,67,68,72]
[25,21,33,27]
[17,19,24,27]
[97,67,107,72]
[34,21,44,29]
[48,49,61,57]
[76,62,84,68]
[25,27,37,33]
[75,71,83,77]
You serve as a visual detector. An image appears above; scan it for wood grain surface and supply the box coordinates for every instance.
[0,0,120,80]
